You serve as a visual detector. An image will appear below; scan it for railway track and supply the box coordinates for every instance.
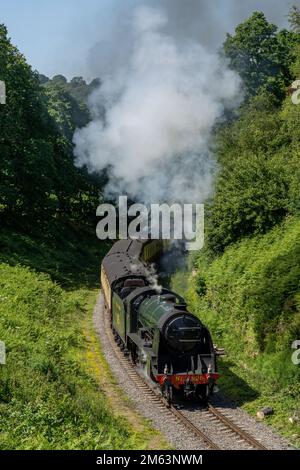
[102,296,267,451]
[207,404,267,450]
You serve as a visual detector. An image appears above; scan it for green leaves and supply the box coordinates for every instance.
[207,82,300,253]
[223,12,299,99]
[194,216,300,358]
[288,5,300,33]
[208,152,290,252]
[0,24,102,231]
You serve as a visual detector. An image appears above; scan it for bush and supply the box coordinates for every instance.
[192,216,300,387]
[208,92,300,252]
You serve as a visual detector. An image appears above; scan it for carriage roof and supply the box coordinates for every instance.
[106,239,151,258]
[102,252,147,285]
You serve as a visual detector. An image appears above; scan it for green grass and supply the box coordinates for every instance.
[0,227,168,450]
[217,357,300,446]
[0,225,110,288]
[0,265,135,449]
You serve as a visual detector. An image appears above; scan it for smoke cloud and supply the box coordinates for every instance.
[74,6,241,204]
[86,0,293,79]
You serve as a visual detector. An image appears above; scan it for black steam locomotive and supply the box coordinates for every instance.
[101,239,218,402]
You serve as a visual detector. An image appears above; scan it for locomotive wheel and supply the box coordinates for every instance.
[196,384,209,403]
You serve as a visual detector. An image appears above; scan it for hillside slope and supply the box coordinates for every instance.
[0,232,169,450]
[172,12,300,447]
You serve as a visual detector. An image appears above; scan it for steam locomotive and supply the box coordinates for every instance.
[101,239,219,402]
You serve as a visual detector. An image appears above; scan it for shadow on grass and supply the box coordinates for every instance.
[0,226,111,289]
[217,359,260,407]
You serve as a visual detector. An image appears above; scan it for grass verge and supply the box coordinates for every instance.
[0,228,170,449]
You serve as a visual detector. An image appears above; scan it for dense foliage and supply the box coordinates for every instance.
[208,12,300,253]
[194,218,300,356]
[223,12,299,99]
[0,25,101,231]
[289,5,300,33]
[41,75,101,140]
[207,91,300,252]
[190,9,300,443]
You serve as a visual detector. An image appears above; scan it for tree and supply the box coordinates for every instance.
[288,5,300,33]
[38,73,49,84]
[206,88,300,253]
[70,77,86,86]
[44,84,90,139]
[42,75,102,130]
[0,24,56,222]
[0,24,102,230]
[52,74,67,84]
[223,12,299,99]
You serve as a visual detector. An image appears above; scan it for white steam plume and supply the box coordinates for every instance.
[74,6,241,204]
[130,260,162,294]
